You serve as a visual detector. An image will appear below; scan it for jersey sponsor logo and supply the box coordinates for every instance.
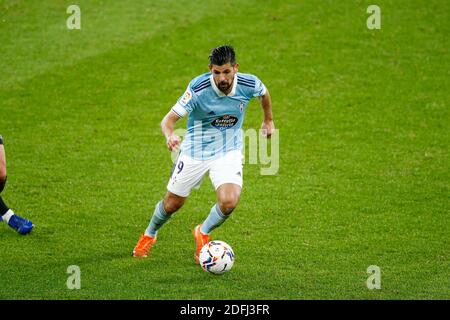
[211,115,238,130]
[180,90,192,106]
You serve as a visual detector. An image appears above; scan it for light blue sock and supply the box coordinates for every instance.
[200,204,229,235]
[144,200,171,237]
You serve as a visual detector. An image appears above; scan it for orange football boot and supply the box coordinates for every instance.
[193,225,211,264]
[132,234,157,258]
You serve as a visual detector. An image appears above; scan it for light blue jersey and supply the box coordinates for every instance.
[171,72,266,160]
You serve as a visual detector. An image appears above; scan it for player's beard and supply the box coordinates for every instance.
[218,80,232,93]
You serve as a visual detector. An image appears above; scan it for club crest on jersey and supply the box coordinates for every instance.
[180,90,192,106]
[211,115,238,131]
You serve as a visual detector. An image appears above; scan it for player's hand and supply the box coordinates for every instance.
[166,133,181,151]
[261,120,275,139]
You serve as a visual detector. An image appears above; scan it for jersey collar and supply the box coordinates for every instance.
[210,73,237,97]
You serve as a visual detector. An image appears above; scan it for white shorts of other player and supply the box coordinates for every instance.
[167,149,243,197]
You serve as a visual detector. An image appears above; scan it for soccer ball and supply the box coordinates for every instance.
[199,240,235,275]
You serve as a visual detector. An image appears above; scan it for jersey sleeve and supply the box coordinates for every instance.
[171,84,197,118]
[252,76,267,97]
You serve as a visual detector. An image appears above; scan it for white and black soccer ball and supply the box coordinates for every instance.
[199,240,235,275]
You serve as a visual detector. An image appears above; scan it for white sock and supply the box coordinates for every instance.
[2,209,14,224]
[144,200,171,238]
[200,204,229,235]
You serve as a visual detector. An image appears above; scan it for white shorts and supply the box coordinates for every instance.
[167,150,243,197]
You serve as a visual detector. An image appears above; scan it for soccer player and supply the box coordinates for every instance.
[0,135,34,234]
[132,45,274,263]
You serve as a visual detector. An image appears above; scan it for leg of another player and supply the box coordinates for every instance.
[144,191,186,237]
[0,143,8,222]
[200,183,241,235]
[0,142,6,191]
[0,143,33,234]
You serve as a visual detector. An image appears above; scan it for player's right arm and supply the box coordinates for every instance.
[161,111,181,151]
[161,80,199,151]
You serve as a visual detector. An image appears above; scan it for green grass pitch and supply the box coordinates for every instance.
[0,0,448,299]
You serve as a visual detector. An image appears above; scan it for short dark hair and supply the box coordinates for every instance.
[209,45,236,66]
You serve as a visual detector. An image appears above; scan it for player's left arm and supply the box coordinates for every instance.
[259,89,275,138]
